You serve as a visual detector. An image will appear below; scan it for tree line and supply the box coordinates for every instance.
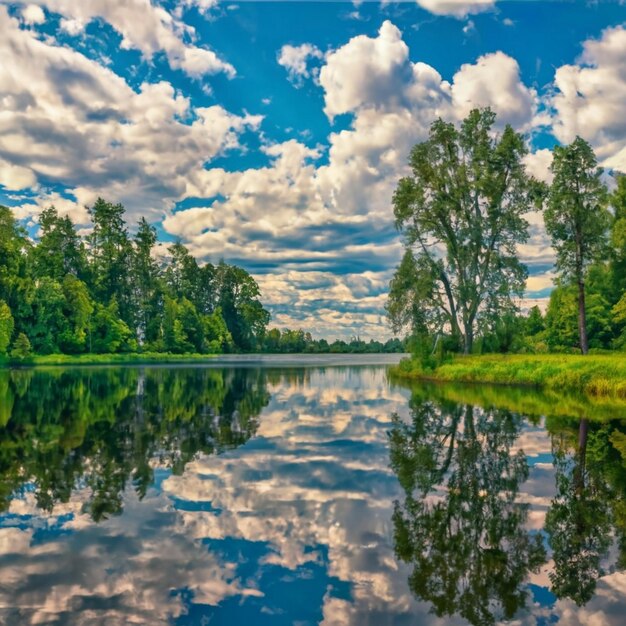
[0,199,271,357]
[388,108,626,356]
[261,328,406,353]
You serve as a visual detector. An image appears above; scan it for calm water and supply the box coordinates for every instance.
[0,355,625,625]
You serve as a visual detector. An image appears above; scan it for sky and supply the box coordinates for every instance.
[0,0,625,340]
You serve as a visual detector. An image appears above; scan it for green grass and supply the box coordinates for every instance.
[391,353,626,400]
[393,379,626,423]
[0,352,220,368]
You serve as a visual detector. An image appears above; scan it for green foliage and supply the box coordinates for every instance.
[391,384,626,617]
[526,305,545,336]
[259,327,406,353]
[390,401,546,624]
[90,301,136,354]
[390,108,534,354]
[545,139,609,280]
[0,367,269,519]
[545,137,610,354]
[32,206,87,282]
[10,332,32,359]
[59,275,94,353]
[391,353,626,400]
[0,199,272,359]
[0,205,30,312]
[0,301,14,354]
[546,284,614,351]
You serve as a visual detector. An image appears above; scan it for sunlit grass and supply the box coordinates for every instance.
[391,353,626,400]
[0,352,219,368]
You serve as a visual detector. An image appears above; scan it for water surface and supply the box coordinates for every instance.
[0,355,625,625]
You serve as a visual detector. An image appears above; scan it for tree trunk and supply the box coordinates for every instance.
[463,327,473,355]
[577,279,589,355]
[575,418,589,495]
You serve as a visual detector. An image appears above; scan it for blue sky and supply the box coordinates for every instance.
[0,0,625,339]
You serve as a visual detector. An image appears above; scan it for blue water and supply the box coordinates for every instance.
[0,356,624,625]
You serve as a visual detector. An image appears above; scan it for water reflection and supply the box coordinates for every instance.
[545,416,625,606]
[389,399,546,625]
[0,363,626,624]
[0,367,269,520]
[390,383,626,625]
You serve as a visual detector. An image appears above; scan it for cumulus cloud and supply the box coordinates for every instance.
[20,3,45,24]
[0,7,259,220]
[522,148,554,184]
[416,0,497,18]
[6,0,235,78]
[550,24,626,172]
[163,21,542,337]
[278,43,324,86]
[451,51,537,130]
[0,13,549,338]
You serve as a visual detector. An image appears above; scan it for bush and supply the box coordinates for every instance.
[11,333,32,359]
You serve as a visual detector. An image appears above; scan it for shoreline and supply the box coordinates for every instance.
[389,354,626,401]
[0,352,407,369]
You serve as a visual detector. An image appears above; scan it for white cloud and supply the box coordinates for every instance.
[184,0,219,14]
[0,13,551,337]
[59,16,84,35]
[451,51,537,130]
[550,25,626,172]
[0,7,259,220]
[20,3,45,24]
[0,160,37,191]
[164,21,544,337]
[7,0,235,78]
[416,0,497,18]
[277,43,324,86]
[522,148,554,184]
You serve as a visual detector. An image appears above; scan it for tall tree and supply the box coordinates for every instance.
[0,206,30,312]
[0,301,14,355]
[215,262,269,351]
[31,206,87,282]
[544,137,609,354]
[131,218,162,343]
[87,198,134,328]
[390,109,533,354]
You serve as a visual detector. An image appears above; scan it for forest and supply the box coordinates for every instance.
[0,199,272,358]
[388,109,626,357]
[0,198,407,360]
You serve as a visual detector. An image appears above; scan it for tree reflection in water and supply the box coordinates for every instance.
[0,367,269,521]
[389,398,546,625]
[545,416,626,606]
[390,384,626,624]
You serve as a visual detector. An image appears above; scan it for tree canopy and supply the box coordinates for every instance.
[389,108,535,354]
[0,200,271,357]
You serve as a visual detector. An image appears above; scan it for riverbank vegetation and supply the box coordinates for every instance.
[387,109,626,382]
[0,199,407,364]
[0,200,270,358]
[391,354,626,400]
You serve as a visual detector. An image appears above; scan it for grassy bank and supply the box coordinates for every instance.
[391,353,626,400]
[0,352,220,368]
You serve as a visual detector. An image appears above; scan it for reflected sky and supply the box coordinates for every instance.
[0,359,625,625]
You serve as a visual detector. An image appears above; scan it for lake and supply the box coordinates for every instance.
[0,354,625,625]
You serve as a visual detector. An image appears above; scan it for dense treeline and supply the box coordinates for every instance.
[260,328,406,353]
[388,108,626,357]
[0,199,271,357]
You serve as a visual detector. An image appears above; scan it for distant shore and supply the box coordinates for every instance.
[0,352,406,369]
[390,354,626,401]
[0,352,220,368]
